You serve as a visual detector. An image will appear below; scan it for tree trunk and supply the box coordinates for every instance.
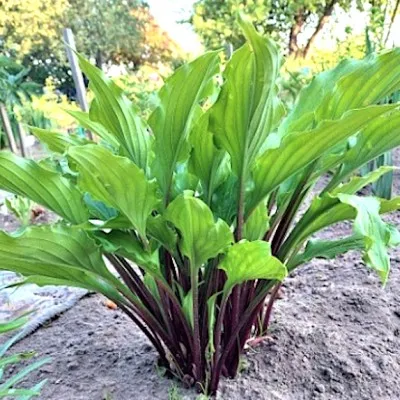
[288,11,305,57]
[0,104,18,154]
[385,0,400,46]
[302,0,338,58]
[95,49,103,70]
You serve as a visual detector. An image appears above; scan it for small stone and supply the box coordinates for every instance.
[67,361,79,371]
[321,367,333,381]
[142,344,153,353]
[315,383,325,393]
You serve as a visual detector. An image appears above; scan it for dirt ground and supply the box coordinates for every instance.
[2,148,400,400]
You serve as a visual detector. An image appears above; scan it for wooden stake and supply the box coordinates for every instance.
[63,28,94,140]
[0,103,18,153]
[17,123,29,158]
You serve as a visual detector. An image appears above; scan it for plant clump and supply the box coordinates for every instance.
[0,15,400,395]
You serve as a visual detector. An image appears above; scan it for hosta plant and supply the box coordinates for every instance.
[1,16,400,395]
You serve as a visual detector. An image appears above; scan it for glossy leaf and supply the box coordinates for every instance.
[30,126,90,154]
[250,105,397,216]
[219,240,287,291]
[288,235,364,270]
[68,145,159,242]
[329,110,400,187]
[338,194,398,284]
[0,226,124,300]
[330,166,396,196]
[97,230,160,275]
[165,192,233,268]
[188,112,229,204]
[210,15,283,177]
[67,109,120,149]
[149,51,220,201]
[78,55,150,170]
[281,48,400,133]
[243,201,269,241]
[0,151,88,223]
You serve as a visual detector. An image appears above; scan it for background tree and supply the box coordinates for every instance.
[190,0,399,58]
[0,0,183,91]
[66,0,144,69]
[64,0,183,70]
[0,0,70,89]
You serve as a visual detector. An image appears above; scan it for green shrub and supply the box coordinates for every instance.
[0,16,400,395]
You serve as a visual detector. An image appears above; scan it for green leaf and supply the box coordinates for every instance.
[371,152,393,200]
[149,50,220,201]
[188,112,229,204]
[337,194,397,284]
[210,15,283,177]
[77,54,150,170]
[0,151,88,223]
[290,171,400,250]
[96,230,160,275]
[83,193,118,221]
[219,240,287,291]
[243,201,269,241]
[0,316,29,334]
[66,109,120,149]
[146,214,177,254]
[30,126,90,154]
[68,145,159,242]
[165,192,233,268]
[329,110,400,187]
[288,235,365,270]
[0,226,123,300]
[281,48,400,133]
[330,166,397,196]
[0,358,49,393]
[250,105,398,216]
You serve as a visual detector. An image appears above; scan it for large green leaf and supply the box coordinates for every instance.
[96,230,160,276]
[165,192,233,268]
[210,15,283,177]
[281,48,400,134]
[337,194,397,284]
[330,166,396,196]
[328,110,400,188]
[188,112,229,204]
[219,240,287,291]
[77,55,150,171]
[68,145,159,243]
[250,105,398,216]
[30,126,91,154]
[0,151,88,223]
[288,235,365,270]
[146,214,177,254]
[67,109,120,149]
[0,226,123,300]
[282,193,400,268]
[243,201,269,241]
[149,51,220,202]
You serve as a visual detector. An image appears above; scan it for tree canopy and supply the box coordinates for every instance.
[0,0,183,91]
[190,0,399,58]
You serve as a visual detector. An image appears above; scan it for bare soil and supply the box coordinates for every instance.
[2,149,400,400]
